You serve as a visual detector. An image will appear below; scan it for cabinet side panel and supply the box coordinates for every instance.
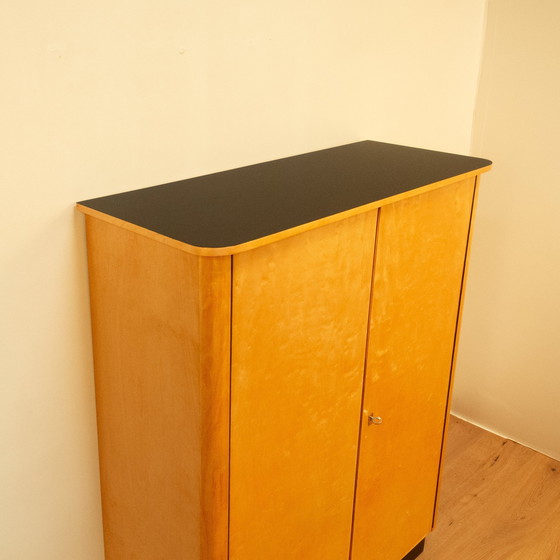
[230,211,377,560]
[352,179,476,560]
[431,176,480,528]
[85,217,230,560]
[199,256,231,560]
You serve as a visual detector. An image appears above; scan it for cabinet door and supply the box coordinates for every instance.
[230,211,377,560]
[352,179,476,560]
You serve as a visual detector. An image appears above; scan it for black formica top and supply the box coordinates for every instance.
[78,141,491,249]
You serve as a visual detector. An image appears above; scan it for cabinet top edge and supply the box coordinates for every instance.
[77,140,491,255]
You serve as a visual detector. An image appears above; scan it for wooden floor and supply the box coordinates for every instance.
[424,416,560,560]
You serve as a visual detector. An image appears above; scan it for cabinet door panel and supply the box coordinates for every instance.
[231,211,377,560]
[352,179,476,560]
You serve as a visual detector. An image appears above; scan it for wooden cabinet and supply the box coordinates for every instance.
[77,141,491,560]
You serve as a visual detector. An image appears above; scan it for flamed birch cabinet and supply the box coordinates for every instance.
[77,141,491,560]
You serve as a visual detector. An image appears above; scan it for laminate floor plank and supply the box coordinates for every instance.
[425,416,560,560]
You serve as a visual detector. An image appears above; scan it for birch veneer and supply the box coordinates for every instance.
[77,140,491,560]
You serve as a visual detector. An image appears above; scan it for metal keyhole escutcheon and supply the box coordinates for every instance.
[368,414,383,426]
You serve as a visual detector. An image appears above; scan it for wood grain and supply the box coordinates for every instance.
[230,211,378,560]
[198,256,231,560]
[85,216,230,560]
[351,179,476,560]
[426,417,560,560]
[431,176,479,528]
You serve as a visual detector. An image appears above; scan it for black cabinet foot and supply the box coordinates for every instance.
[402,539,425,560]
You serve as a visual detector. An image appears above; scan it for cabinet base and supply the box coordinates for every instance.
[402,539,425,560]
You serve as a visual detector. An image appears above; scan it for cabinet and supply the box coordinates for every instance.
[77,141,491,560]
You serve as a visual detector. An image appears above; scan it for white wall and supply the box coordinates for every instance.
[1,1,487,557]
[453,0,560,461]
